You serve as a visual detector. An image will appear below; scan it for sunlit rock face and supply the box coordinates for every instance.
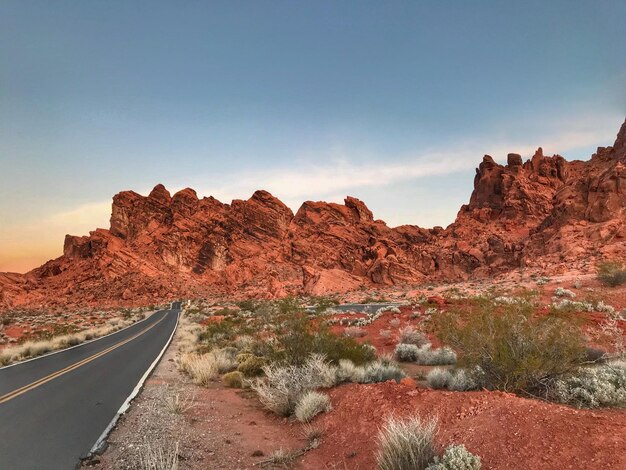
[2,120,626,309]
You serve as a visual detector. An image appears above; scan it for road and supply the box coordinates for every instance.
[0,303,180,470]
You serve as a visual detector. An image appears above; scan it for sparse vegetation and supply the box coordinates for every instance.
[251,355,333,416]
[425,444,481,470]
[137,440,179,470]
[294,391,332,422]
[164,392,194,414]
[0,313,147,366]
[550,361,626,408]
[344,326,367,338]
[597,261,626,287]
[398,326,429,347]
[426,368,477,391]
[377,415,481,470]
[222,370,245,388]
[433,300,587,394]
[376,415,437,470]
[394,343,456,365]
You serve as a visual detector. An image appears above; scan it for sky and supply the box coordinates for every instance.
[1,1,625,273]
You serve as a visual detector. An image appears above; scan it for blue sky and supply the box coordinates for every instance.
[1,1,625,272]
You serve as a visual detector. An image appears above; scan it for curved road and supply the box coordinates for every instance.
[0,303,180,470]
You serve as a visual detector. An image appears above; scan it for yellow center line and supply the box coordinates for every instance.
[0,313,168,405]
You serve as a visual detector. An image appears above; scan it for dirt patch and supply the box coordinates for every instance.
[83,335,316,469]
[302,381,626,469]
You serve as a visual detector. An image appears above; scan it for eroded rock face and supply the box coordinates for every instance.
[2,119,626,309]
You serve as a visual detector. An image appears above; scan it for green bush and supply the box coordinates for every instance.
[433,301,586,394]
[597,261,626,287]
[237,355,266,377]
[272,315,376,366]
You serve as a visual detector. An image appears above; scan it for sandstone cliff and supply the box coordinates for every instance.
[2,119,625,309]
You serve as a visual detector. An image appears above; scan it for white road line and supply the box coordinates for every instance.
[86,309,180,458]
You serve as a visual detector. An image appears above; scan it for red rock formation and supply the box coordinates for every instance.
[2,119,625,309]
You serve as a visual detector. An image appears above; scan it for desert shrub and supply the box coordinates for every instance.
[344,326,367,338]
[597,261,626,287]
[164,392,194,414]
[294,391,332,422]
[137,439,179,470]
[198,318,240,348]
[426,368,452,389]
[179,349,236,385]
[584,347,608,363]
[398,326,429,347]
[237,355,266,377]
[414,345,457,366]
[272,315,376,365]
[335,359,367,383]
[251,354,335,416]
[426,368,477,391]
[210,348,238,373]
[550,361,626,408]
[309,295,340,314]
[222,371,245,388]
[395,343,420,362]
[362,360,406,384]
[425,444,481,470]
[395,343,456,365]
[376,415,437,470]
[179,353,218,385]
[554,287,575,298]
[434,302,586,393]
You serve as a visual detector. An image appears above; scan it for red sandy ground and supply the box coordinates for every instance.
[301,381,626,469]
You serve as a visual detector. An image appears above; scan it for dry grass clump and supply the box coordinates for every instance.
[176,319,203,354]
[137,440,179,470]
[344,326,367,338]
[377,415,437,470]
[179,348,237,385]
[294,391,332,422]
[398,326,429,347]
[164,392,194,414]
[251,354,333,416]
[377,415,481,470]
[597,261,626,287]
[179,353,218,385]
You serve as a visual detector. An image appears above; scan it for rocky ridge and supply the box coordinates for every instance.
[1,119,625,309]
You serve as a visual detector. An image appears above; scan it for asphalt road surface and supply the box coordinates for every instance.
[0,303,180,470]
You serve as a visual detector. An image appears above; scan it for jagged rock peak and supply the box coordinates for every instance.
[345,196,374,222]
[613,118,626,160]
[148,184,172,204]
[507,153,523,167]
